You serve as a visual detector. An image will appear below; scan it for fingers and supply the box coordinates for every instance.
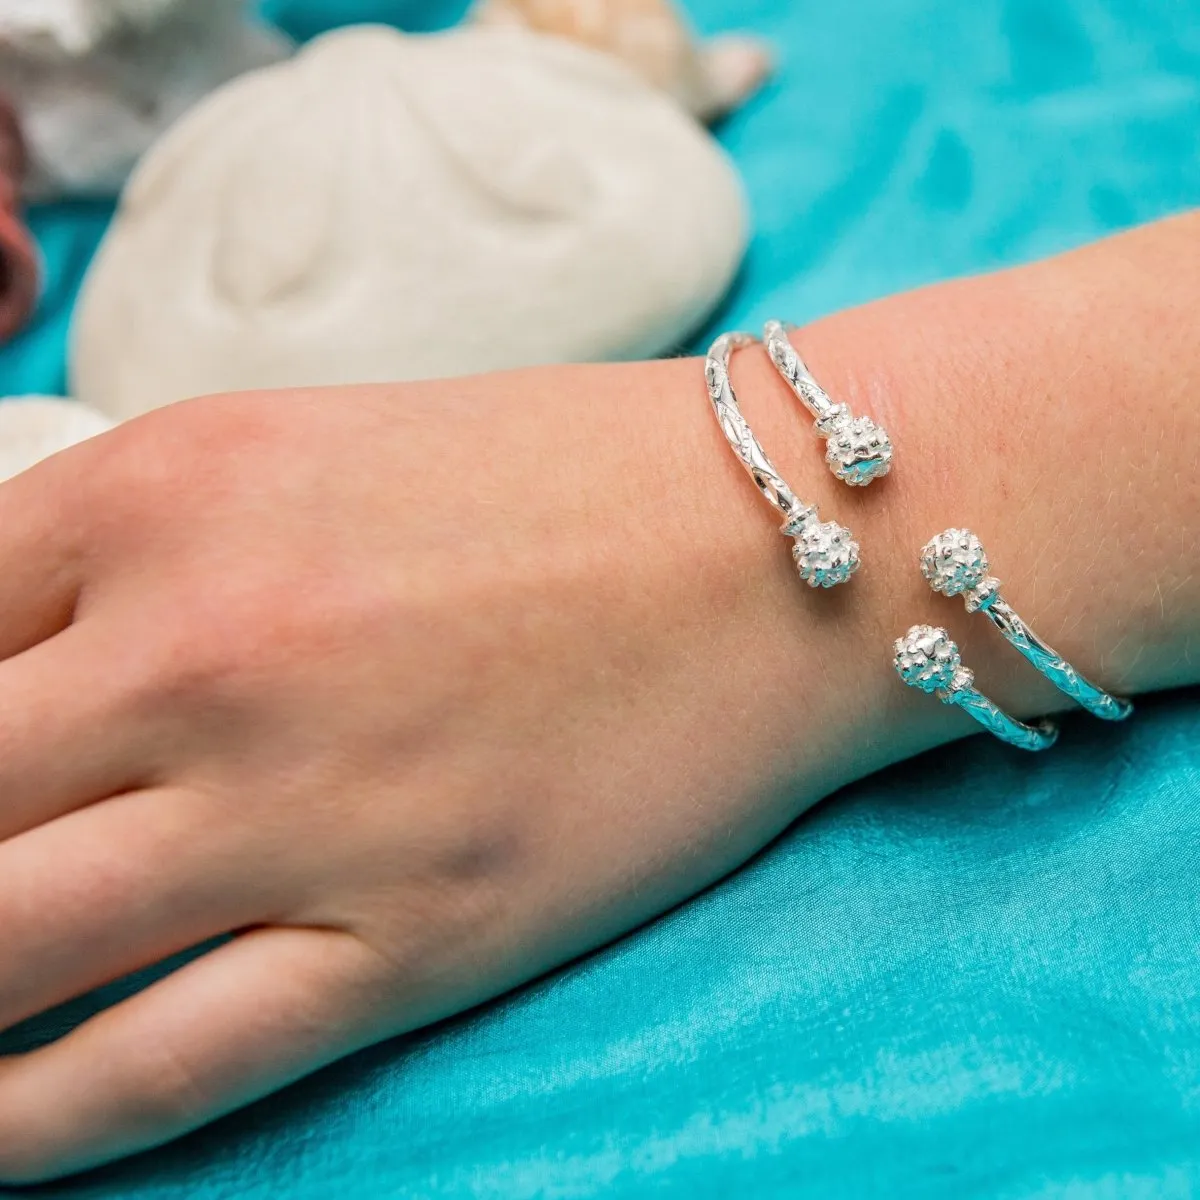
[0,789,269,1035]
[0,451,90,660]
[0,926,387,1184]
[0,620,163,841]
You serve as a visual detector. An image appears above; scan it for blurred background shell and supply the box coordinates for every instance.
[0,395,112,480]
[471,0,770,121]
[71,24,748,421]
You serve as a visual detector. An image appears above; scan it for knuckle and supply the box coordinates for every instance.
[0,1107,64,1186]
[69,423,193,543]
[90,396,270,518]
[96,412,191,496]
[137,608,258,713]
[0,1033,214,1184]
[0,1142,51,1186]
[369,811,528,963]
[132,1035,213,1133]
[135,579,326,718]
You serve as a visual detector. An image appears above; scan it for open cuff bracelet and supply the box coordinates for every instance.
[893,624,1060,751]
[761,319,893,487]
[920,528,1133,722]
[705,331,860,588]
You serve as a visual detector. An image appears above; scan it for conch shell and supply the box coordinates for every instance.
[472,0,770,120]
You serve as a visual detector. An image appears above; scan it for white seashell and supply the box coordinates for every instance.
[0,0,292,197]
[0,396,114,481]
[471,0,770,121]
[71,25,749,421]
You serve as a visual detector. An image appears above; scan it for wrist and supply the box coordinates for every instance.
[658,236,1195,795]
[556,215,1197,811]
[775,237,1198,738]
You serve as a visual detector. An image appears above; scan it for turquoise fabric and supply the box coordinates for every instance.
[3,1,1200,1195]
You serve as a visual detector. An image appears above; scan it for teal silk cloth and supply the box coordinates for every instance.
[3,1,1200,1195]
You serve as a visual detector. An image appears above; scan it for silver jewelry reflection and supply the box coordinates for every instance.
[920,529,1133,722]
[705,332,860,588]
[894,624,1059,751]
[762,319,893,487]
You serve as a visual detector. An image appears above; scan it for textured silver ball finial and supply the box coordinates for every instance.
[893,624,962,693]
[920,528,988,597]
[792,519,860,588]
[823,414,893,487]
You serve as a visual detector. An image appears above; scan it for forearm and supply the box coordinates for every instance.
[481,210,1200,841]
[342,210,1198,972]
[772,208,1200,767]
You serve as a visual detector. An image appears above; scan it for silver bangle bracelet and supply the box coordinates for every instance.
[762,319,893,487]
[705,331,860,588]
[920,529,1133,722]
[893,624,1059,751]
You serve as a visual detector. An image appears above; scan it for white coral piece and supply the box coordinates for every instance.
[0,0,292,197]
[0,396,114,481]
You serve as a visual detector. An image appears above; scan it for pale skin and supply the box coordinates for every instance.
[0,213,1197,1183]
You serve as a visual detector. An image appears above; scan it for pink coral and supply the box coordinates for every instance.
[0,95,37,343]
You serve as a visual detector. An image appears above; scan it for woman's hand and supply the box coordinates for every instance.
[0,359,882,1182]
[0,212,1197,1182]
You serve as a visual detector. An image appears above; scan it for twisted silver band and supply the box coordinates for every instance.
[920,529,1133,722]
[762,319,893,487]
[894,624,1059,751]
[704,332,860,588]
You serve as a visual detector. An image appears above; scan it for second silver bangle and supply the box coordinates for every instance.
[893,624,1059,751]
[920,528,1133,722]
[705,332,860,588]
[762,319,893,488]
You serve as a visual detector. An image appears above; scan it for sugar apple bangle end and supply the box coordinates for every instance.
[893,624,1059,752]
